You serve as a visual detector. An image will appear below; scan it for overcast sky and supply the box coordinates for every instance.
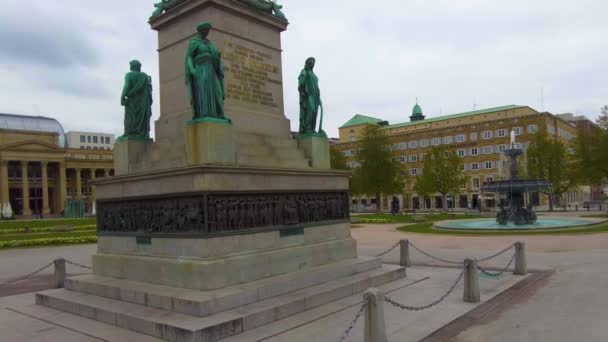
[1,0,606,138]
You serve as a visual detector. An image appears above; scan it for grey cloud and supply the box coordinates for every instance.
[0,6,98,68]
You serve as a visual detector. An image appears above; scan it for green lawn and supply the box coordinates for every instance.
[0,218,98,249]
[397,222,608,236]
[354,213,482,224]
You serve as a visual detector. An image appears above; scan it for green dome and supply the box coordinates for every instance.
[412,103,423,116]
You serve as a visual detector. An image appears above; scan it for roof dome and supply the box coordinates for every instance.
[0,113,67,148]
[412,103,423,116]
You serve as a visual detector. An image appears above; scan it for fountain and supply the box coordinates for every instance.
[481,130,550,225]
[435,130,605,230]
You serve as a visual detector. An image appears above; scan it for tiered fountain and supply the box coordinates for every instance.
[436,131,603,230]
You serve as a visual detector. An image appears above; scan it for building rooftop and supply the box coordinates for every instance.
[0,113,67,147]
[340,114,386,129]
[388,104,526,129]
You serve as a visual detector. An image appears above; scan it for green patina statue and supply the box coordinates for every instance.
[150,0,185,20]
[298,57,325,136]
[185,22,226,121]
[236,0,287,20]
[119,60,153,141]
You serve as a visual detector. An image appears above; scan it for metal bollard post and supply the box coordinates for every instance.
[364,288,387,342]
[463,259,480,303]
[514,242,527,275]
[400,239,411,268]
[53,258,66,289]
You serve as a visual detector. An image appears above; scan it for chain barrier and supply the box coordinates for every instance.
[65,259,93,270]
[0,262,54,287]
[478,253,516,277]
[384,267,465,311]
[477,244,515,262]
[407,241,462,265]
[375,241,400,258]
[336,300,367,342]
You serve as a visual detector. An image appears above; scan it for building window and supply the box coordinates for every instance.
[528,125,538,134]
[497,129,506,137]
[93,136,98,143]
[498,144,507,152]
[457,149,466,157]
[513,127,523,135]
[408,141,417,149]
[399,142,407,150]
[471,163,479,170]
[409,154,418,162]
[432,137,441,146]
[485,161,493,169]
[399,156,406,163]
[86,146,91,150]
[410,168,418,176]
[420,153,427,161]
[482,130,493,139]
[80,146,84,150]
[106,137,111,144]
[547,126,556,135]
[472,178,480,189]
[87,136,91,143]
[420,139,429,148]
[485,176,494,182]
[455,134,466,143]
[94,146,98,150]
[483,146,493,154]
[470,148,479,156]
[470,132,478,141]
[443,136,453,144]
[80,135,85,143]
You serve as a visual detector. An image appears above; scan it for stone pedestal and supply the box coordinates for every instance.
[298,134,330,169]
[186,118,236,166]
[113,138,151,176]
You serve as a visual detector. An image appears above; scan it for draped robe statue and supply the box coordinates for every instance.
[120,60,152,140]
[185,22,226,121]
[298,57,322,135]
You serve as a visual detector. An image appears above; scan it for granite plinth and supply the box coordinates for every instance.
[186,119,236,166]
[113,139,152,176]
[297,135,330,169]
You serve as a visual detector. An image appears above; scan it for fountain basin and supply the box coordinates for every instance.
[435,217,606,231]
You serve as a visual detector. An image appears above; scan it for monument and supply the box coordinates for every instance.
[35,1,405,341]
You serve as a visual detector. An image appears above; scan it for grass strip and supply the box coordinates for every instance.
[0,218,96,230]
[0,236,98,249]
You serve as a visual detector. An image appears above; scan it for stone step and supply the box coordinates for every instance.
[37,264,405,342]
[66,257,382,317]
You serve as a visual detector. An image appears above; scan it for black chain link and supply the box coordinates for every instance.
[336,301,367,342]
[478,253,516,277]
[384,268,465,311]
[0,262,54,287]
[65,259,93,270]
[408,241,462,264]
[375,241,400,258]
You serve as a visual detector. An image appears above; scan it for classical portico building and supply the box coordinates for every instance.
[0,113,114,217]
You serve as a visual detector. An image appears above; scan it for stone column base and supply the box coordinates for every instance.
[113,138,151,176]
[298,134,330,169]
[186,118,236,166]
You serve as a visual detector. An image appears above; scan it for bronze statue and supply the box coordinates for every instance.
[298,57,325,136]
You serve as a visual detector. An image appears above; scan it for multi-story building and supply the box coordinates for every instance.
[336,104,589,212]
[0,113,115,218]
[66,131,115,150]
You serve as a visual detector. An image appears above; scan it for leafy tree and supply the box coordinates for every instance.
[351,126,404,213]
[598,105,608,130]
[415,146,467,212]
[330,146,348,170]
[527,130,579,206]
[574,126,608,184]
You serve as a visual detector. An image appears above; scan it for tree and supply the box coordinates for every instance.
[527,130,579,206]
[598,105,608,130]
[351,126,404,213]
[330,146,348,170]
[574,126,608,184]
[415,146,467,212]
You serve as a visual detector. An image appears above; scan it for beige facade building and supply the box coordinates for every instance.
[0,113,115,218]
[66,131,115,151]
[336,104,590,211]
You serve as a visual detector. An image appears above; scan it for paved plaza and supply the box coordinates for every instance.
[1,220,608,341]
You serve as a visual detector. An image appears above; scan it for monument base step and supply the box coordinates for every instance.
[65,257,383,317]
[36,264,405,342]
